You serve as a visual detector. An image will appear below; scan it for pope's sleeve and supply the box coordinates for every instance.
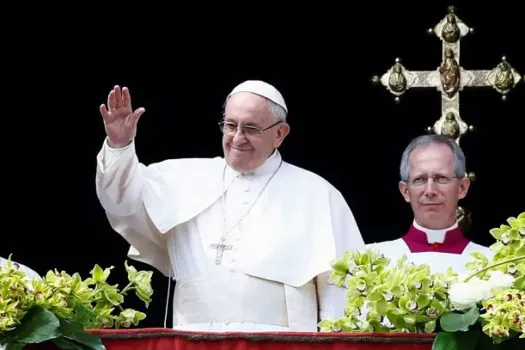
[95,138,171,276]
[96,138,146,217]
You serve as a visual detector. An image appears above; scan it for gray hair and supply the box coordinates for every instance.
[400,134,466,181]
[268,100,287,122]
[222,95,287,122]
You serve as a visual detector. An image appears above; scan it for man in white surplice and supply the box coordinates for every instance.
[95,80,366,332]
[367,134,493,275]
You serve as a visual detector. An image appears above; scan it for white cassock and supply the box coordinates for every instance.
[95,139,365,332]
[0,256,41,280]
[367,220,493,276]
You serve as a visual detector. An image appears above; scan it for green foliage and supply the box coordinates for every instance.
[0,258,154,349]
[319,211,525,350]
[479,289,525,341]
[439,306,480,332]
[466,212,525,280]
[319,248,460,333]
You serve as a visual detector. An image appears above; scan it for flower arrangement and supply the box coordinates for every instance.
[319,211,525,349]
[0,258,154,349]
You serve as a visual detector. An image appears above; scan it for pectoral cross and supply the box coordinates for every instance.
[210,241,232,265]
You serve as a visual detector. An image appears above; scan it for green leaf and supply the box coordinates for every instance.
[91,265,113,283]
[331,259,349,273]
[91,265,105,283]
[5,305,61,344]
[470,252,490,263]
[512,275,525,289]
[58,318,105,350]
[403,314,417,325]
[424,320,437,333]
[103,287,124,306]
[52,337,93,350]
[417,294,431,309]
[5,342,24,350]
[317,320,334,331]
[508,218,521,230]
[439,307,480,332]
[432,330,480,350]
[69,301,97,329]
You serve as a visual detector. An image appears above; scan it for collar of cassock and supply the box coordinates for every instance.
[224,149,282,183]
[402,220,470,254]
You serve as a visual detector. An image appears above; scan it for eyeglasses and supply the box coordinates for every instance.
[218,120,282,136]
[407,175,460,186]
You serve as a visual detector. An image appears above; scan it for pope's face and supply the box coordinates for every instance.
[398,143,470,229]
[222,92,289,174]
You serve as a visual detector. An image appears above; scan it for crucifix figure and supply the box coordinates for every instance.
[372,6,522,146]
[371,5,522,232]
[210,241,233,265]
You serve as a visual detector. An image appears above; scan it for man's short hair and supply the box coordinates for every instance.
[399,134,466,181]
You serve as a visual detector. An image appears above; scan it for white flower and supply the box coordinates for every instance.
[448,277,492,310]
[486,271,515,291]
[469,277,496,299]
[447,272,516,311]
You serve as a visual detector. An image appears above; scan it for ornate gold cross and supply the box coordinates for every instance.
[372,6,522,232]
[372,6,522,146]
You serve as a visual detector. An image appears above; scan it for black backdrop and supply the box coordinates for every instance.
[11,2,525,327]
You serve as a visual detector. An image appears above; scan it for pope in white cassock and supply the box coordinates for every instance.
[367,134,493,275]
[95,80,366,332]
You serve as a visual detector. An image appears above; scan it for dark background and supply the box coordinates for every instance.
[7,2,525,328]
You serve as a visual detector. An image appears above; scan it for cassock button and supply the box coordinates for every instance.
[431,243,440,250]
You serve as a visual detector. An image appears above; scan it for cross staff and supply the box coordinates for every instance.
[372,6,522,146]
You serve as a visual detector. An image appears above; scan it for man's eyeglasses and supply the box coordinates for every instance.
[218,120,282,136]
[407,174,460,186]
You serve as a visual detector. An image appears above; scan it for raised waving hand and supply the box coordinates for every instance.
[100,85,145,148]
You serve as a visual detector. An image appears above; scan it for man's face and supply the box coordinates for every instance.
[222,92,289,174]
[399,143,470,229]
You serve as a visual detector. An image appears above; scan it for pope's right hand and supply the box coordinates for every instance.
[99,85,145,148]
